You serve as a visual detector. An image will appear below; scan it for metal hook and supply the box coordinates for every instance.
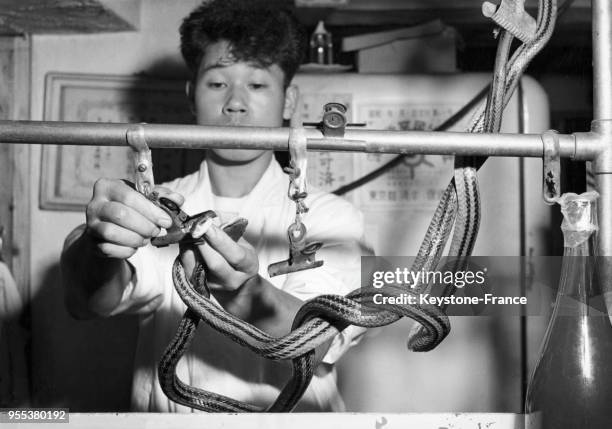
[482,0,537,43]
[284,127,309,203]
[542,130,561,205]
[126,124,154,197]
[267,125,324,277]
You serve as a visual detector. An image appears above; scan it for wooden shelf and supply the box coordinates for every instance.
[0,0,139,36]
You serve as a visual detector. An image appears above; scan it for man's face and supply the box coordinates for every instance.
[192,40,293,163]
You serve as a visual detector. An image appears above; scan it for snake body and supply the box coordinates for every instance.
[157,0,557,412]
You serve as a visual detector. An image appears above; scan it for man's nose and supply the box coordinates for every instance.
[223,88,247,115]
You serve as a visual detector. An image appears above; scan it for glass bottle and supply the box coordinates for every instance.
[309,21,333,65]
[525,191,612,428]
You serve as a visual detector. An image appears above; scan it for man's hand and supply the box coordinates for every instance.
[180,223,259,293]
[85,178,184,259]
[178,222,331,361]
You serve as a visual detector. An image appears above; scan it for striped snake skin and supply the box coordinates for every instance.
[157,0,557,412]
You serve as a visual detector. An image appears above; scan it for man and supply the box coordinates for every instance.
[61,0,369,412]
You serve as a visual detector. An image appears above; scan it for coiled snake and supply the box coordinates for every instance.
[157,0,557,412]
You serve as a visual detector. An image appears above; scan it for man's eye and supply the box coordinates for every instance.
[249,83,267,90]
[207,82,227,89]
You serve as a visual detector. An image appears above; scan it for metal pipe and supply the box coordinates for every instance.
[592,0,612,302]
[593,0,612,269]
[0,119,595,159]
[597,173,612,283]
[593,0,612,121]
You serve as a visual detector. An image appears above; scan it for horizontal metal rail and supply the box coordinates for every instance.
[0,119,600,160]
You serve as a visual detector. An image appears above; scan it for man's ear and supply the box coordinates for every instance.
[185,80,196,116]
[282,84,300,124]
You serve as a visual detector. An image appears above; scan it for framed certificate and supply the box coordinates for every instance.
[40,73,195,210]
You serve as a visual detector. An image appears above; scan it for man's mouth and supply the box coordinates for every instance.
[223,118,248,127]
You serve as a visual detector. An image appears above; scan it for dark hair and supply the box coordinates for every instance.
[180,0,305,87]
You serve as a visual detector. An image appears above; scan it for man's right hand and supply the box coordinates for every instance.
[85,178,185,259]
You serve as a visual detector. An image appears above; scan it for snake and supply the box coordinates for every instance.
[408,0,557,344]
[158,218,450,411]
[156,0,557,412]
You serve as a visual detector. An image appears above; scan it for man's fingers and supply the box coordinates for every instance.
[88,221,148,248]
[97,201,160,238]
[195,241,231,275]
[99,179,172,228]
[94,241,138,259]
[194,242,246,290]
[180,247,197,278]
[154,186,185,207]
[202,225,253,271]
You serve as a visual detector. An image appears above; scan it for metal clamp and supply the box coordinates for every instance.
[321,102,348,137]
[303,102,365,139]
[542,130,561,205]
[482,0,536,43]
[126,124,154,197]
[268,126,324,277]
[268,223,323,277]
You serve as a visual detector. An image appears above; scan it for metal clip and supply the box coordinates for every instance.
[268,126,323,277]
[285,127,308,202]
[542,130,561,205]
[482,0,536,43]
[126,124,154,197]
[268,222,323,277]
[321,102,348,137]
[303,102,365,138]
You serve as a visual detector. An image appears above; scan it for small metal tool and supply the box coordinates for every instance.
[149,194,247,247]
[542,130,561,205]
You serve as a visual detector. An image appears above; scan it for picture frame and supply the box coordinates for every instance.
[39,73,194,210]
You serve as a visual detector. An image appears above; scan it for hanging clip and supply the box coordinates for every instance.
[482,0,536,43]
[268,127,324,277]
[268,222,323,277]
[126,124,155,197]
[542,130,561,205]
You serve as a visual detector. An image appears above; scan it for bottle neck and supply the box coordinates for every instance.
[558,231,600,310]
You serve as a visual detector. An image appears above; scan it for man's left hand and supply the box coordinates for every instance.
[180,223,259,293]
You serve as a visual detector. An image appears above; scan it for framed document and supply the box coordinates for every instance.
[40,73,195,210]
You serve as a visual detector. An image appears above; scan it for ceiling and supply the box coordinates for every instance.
[0,0,592,38]
[0,0,593,75]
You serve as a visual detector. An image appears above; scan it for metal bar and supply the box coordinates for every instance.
[593,0,612,121]
[0,119,595,159]
[593,0,612,277]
